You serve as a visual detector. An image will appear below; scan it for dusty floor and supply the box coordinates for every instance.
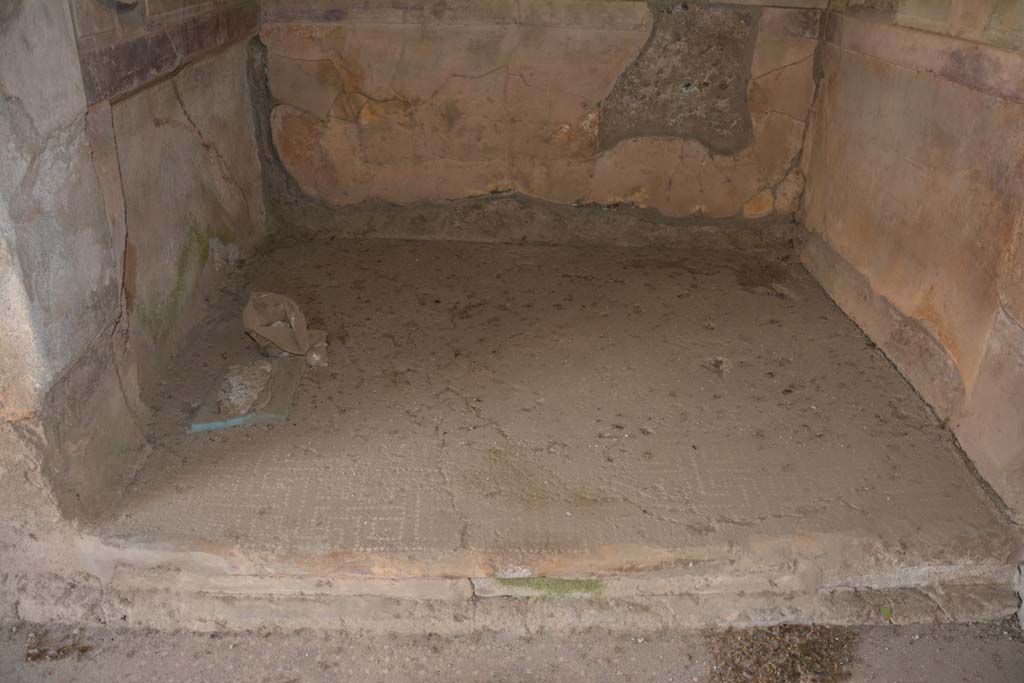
[2,620,1023,682]
[92,231,1018,578]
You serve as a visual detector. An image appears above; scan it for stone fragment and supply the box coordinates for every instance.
[775,168,805,216]
[218,360,273,418]
[743,189,775,218]
[599,4,757,154]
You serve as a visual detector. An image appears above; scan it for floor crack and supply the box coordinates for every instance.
[435,439,470,550]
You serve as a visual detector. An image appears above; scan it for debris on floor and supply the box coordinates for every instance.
[187,292,330,433]
[703,355,732,376]
[189,357,305,433]
[24,629,92,663]
[243,291,328,367]
[706,625,858,683]
[217,360,273,418]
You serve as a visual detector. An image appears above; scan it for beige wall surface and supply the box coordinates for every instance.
[801,10,1024,515]
[260,2,820,220]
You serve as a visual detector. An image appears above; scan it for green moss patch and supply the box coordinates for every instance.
[496,577,604,596]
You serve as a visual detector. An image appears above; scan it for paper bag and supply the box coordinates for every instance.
[242,292,327,358]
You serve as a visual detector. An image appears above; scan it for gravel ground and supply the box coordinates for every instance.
[2,619,1022,682]
[707,625,858,682]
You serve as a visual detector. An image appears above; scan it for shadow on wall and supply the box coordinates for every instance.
[1,0,266,521]
[111,39,267,391]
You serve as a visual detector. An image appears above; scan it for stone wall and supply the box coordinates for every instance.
[70,0,266,384]
[0,0,264,519]
[800,6,1024,515]
[113,41,267,385]
[257,0,821,222]
[1,1,143,520]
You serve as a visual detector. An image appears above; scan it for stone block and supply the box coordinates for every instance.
[599,4,757,154]
[0,0,87,136]
[113,42,265,383]
[37,339,145,519]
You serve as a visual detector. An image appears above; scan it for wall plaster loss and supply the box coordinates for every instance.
[1,0,1024,631]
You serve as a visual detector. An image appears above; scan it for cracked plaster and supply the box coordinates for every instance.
[260,5,821,219]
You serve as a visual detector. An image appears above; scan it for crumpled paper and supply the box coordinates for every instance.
[242,292,328,366]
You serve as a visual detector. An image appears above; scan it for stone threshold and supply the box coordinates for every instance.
[12,533,1018,633]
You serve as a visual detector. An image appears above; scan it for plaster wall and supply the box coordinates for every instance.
[258,0,820,222]
[800,7,1024,514]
